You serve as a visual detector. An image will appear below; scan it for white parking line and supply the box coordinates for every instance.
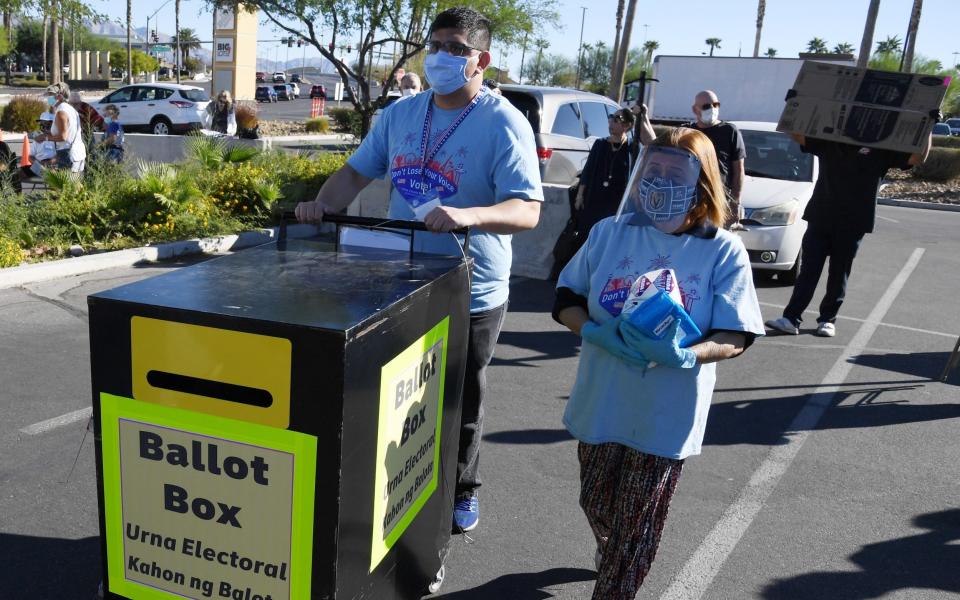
[876,215,900,223]
[19,407,92,436]
[660,248,925,600]
[758,301,956,339]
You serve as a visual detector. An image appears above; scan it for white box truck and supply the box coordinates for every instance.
[625,55,855,124]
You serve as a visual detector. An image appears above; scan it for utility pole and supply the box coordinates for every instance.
[575,6,587,89]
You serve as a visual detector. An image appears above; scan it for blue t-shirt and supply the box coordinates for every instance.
[106,121,124,148]
[348,89,543,312]
[557,218,765,459]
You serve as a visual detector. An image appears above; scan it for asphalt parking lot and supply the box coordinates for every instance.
[1,202,958,599]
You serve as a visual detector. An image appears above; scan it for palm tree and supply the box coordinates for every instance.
[765,47,777,58]
[833,42,855,55]
[608,0,625,101]
[875,35,902,55]
[753,0,765,57]
[902,0,923,72]
[705,37,721,57]
[806,38,828,54]
[532,38,548,85]
[642,40,659,69]
[610,0,638,101]
[174,0,180,83]
[173,28,202,71]
[126,0,132,83]
[858,0,880,68]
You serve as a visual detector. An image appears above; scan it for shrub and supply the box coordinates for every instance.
[264,151,350,207]
[305,117,330,134]
[206,160,278,217]
[1,95,46,132]
[328,107,361,135]
[235,102,258,130]
[932,135,960,149]
[912,147,960,182]
[0,236,22,267]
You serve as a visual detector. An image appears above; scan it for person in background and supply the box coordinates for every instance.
[765,133,930,337]
[676,90,745,228]
[482,78,501,95]
[38,82,86,173]
[205,90,237,135]
[68,90,104,146]
[100,104,124,163]
[23,112,58,178]
[399,72,422,96]
[554,127,763,599]
[295,6,542,535]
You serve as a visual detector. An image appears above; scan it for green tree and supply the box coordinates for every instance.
[806,37,828,53]
[705,37,721,56]
[833,42,855,54]
[764,47,777,57]
[641,39,659,71]
[215,0,560,137]
[172,27,202,71]
[875,35,902,55]
[529,37,549,85]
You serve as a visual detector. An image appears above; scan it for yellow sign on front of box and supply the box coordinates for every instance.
[131,317,292,428]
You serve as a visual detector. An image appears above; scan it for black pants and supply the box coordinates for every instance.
[456,302,508,500]
[784,224,864,325]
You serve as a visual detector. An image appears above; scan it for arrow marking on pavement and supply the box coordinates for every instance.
[20,407,92,436]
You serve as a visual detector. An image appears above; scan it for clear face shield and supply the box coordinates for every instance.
[616,145,702,233]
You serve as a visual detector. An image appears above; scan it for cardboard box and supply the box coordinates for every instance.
[777,61,950,154]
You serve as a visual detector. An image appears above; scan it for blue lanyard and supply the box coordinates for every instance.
[418,87,486,179]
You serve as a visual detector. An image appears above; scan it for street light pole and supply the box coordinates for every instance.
[575,6,587,89]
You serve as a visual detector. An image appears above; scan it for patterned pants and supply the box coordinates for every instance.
[578,442,684,600]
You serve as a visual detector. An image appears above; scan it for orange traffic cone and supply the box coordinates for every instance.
[19,133,31,168]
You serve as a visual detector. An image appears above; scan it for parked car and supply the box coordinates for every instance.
[256,71,266,82]
[499,84,624,186]
[288,82,300,99]
[273,72,286,82]
[273,84,292,100]
[290,73,302,83]
[255,85,278,103]
[944,117,960,136]
[732,121,819,284]
[93,83,210,135]
[310,84,327,99]
[933,122,952,137]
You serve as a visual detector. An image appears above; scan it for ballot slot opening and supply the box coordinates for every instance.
[146,370,274,408]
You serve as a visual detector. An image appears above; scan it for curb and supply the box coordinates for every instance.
[878,198,960,212]
[0,224,321,290]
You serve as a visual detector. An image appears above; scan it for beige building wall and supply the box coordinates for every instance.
[212,7,258,102]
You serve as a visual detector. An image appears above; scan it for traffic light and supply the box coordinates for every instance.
[286,37,293,48]
[296,39,302,48]
[328,42,335,52]
[346,45,352,54]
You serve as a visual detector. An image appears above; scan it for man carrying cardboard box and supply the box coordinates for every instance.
[765,133,930,337]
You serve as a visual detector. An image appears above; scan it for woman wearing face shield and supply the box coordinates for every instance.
[553,127,764,599]
[36,82,86,173]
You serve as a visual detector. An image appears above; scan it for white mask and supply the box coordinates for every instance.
[700,107,719,126]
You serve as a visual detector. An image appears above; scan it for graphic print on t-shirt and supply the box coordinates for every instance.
[391,125,468,218]
[599,259,703,317]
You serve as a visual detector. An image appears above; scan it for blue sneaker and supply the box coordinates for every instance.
[453,496,479,532]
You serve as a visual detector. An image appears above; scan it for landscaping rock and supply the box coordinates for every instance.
[879,169,960,205]
[69,245,85,257]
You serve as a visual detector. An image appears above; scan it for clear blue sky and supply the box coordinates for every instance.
[98,0,957,75]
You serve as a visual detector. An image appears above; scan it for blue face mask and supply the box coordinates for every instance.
[47,96,57,107]
[424,51,474,95]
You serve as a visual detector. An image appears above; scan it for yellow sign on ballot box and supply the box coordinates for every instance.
[99,393,317,600]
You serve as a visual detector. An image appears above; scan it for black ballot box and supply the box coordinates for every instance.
[88,235,471,600]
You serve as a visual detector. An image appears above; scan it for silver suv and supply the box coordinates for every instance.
[500,85,624,187]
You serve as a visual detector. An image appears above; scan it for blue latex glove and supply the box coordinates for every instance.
[619,318,697,369]
[580,317,650,370]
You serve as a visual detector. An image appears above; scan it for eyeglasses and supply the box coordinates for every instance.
[608,115,631,124]
[699,101,720,110]
[426,40,480,57]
